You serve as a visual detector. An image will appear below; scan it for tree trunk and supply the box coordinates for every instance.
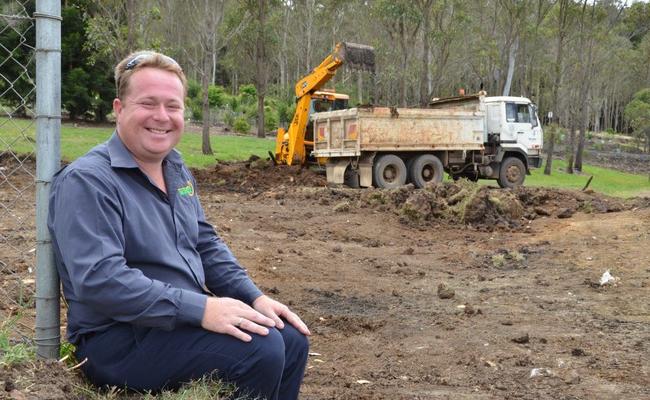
[544,124,555,175]
[419,0,433,106]
[566,117,576,174]
[255,0,267,138]
[545,0,568,175]
[357,71,363,105]
[400,15,408,106]
[575,124,585,172]
[126,0,137,53]
[201,52,213,155]
[502,37,518,96]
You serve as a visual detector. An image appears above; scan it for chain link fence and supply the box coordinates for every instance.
[1,0,61,359]
[0,1,37,323]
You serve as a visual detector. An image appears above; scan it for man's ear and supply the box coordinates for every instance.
[113,98,122,119]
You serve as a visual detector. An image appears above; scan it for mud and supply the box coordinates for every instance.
[1,159,649,399]
[0,360,83,400]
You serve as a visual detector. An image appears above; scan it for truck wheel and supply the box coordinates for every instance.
[373,154,407,189]
[497,157,526,188]
[409,154,444,188]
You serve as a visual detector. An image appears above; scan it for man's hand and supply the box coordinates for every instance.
[252,295,311,336]
[201,297,276,342]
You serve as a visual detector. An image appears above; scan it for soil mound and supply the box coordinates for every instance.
[192,157,327,193]
[356,181,642,230]
[358,181,525,229]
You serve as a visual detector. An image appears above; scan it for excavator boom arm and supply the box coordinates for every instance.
[275,42,375,166]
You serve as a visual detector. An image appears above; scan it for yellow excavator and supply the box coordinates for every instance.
[273,42,375,166]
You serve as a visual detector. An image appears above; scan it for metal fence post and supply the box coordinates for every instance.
[34,0,61,360]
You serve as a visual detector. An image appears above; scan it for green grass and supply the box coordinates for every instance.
[72,375,243,400]
[0,315,34,366]
[0,117,275,168]
[526,158,650,198]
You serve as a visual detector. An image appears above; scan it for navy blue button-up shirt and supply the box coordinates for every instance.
[48,133,262,344]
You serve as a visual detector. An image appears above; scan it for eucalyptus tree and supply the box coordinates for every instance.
[372,0,422,106]
[544,0,569,175]
[183,0,247,154]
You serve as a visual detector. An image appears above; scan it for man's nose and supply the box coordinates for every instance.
[152,103,171,120]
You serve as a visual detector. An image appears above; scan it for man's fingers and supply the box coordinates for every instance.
[265,311,284,329]
[238,319,270,337]
[224,325,252,342]
[284,310,311,335]
[245,310,276,328]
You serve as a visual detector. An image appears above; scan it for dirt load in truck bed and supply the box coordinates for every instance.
[1,157,649,399]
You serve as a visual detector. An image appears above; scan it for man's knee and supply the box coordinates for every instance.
[231,328,286,380]
[281,324,309,361]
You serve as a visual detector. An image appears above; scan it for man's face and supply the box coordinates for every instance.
[113,68,185,164]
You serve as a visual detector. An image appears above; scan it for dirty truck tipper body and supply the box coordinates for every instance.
[314,106,484,154]
[312,94,543,189]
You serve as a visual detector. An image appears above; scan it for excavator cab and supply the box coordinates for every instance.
[303,91,350,163]
[311,91,350,113]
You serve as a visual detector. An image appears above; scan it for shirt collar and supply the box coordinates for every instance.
[107,131,184,168]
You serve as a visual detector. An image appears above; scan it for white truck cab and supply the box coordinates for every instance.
[484,96,544,169]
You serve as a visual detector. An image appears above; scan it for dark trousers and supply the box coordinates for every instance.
[76,322,309,399]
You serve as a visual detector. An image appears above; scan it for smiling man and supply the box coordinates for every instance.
[48,51,310,399]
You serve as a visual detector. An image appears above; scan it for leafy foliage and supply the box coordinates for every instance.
[61,1,114,121]
[624,88,650,149]
[233,116,251,134]
[0,316,34,366]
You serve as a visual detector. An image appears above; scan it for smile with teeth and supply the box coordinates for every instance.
[147,128,169,134]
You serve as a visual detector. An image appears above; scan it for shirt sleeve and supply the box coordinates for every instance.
[192,178,263,305]
[51,168,207,329]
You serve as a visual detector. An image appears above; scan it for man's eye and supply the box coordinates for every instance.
[167,104,183,111]
[140,102,156,108]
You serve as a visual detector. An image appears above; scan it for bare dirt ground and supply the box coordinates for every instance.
[1,156,649,400]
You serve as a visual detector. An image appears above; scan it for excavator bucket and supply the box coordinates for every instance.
[337,42,375,73]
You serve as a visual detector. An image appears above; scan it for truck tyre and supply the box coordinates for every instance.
[497,157,526,188]
[373,154,407,189]
[409,154,444,188]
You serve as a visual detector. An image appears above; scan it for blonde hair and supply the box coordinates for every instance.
[114,50,187,99]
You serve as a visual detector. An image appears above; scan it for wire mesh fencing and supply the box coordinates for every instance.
[0,1,37,325]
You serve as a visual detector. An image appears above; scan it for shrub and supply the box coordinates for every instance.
[265,108,279,132]
[229,95,240,112]
[187,79,201,100]
[239,83,257,98]
[208,85,226,108]
[277,101,292,127]
[62,67,92,120]
[243,103,258,119]
[187,98,203,121]
[223,109,236,128]
[233,117,251,134]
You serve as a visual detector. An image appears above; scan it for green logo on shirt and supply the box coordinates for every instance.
[178,181,194,197]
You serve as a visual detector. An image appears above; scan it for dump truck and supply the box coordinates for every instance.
[311,93,543,189]
[274,42,375,166]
